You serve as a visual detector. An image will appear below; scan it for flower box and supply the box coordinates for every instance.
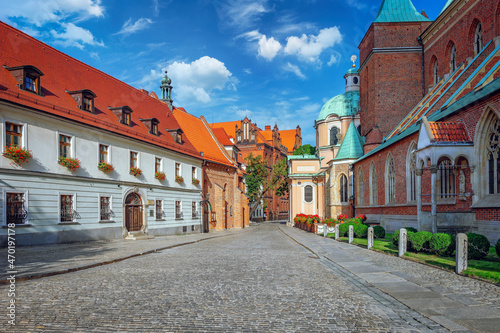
[155,171,166,180]
[59,157,80,171]
[3,146,32,164]
[175,175,184,183]
[130,166,142,177]
[192,178,200,185]
[98,161,114,173]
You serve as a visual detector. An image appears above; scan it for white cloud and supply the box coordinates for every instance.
[282,62,306,79]
[258,35,281,61]
[116,18,153,36]
[243,68,252,75]
[237,109,253,118]
[327,53,340,66]
[168,56,233,104]
[347,0,367,10]
[284,27,342,63]
[50,22,104,49]
[0,0,104,26]
[215,0,269,30]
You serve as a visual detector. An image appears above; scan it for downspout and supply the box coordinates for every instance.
[418,36,425,97]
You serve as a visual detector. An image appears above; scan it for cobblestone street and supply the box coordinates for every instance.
[2,222,499,332]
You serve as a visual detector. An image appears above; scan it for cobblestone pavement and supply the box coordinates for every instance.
[0,222,457,332]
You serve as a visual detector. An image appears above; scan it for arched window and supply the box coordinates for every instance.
[437,158,455,199]
[433,60,439,85]
[386,154,395,203]
[339,174,348,203]
[304,185,313,203]
[357,167,364,206]
[330,126,340,145]
[487,117,500,194]
[450,44,457,72]
[407,142,417,202]
[475,23,483,55]
[370,162,377,205]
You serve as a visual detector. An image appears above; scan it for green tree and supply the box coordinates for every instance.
[245,154,288,217]
[293,144,316,155]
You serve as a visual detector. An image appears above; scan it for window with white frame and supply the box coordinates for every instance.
[192,201,198,218]
[5,122,23,148]
[155,157,162,173]
[59,134,72,158]
[386,154,396,204]
[99,144,109,163]
[99,196,112,221]
[60,193,76,223]
[175,162,181,177]
[370,162,378,205]
[192,166,196,181]
[175,201,182,219]
[339,174,348,203]
[130,151,138,168]
[487,117,500,194]
[5,191,28,225]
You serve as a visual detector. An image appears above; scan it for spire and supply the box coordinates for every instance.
[160,70,173,109]
[374,0,431,23]
[334,122,364,160]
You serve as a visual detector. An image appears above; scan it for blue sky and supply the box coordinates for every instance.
[1,0,445,145]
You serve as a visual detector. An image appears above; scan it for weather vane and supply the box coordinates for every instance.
[351,55,357,68]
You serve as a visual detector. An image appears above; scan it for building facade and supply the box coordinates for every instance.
[0,22,204,246]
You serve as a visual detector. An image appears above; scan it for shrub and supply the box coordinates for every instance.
[467,233,490,260]
[496,239,500,257]
[406,227,418,233]
[353,224,368,238]
[373,226,385,239]
[408,231,432,252]
[430,233,454,256]
[338,223,350,237]
[392,231,399,246]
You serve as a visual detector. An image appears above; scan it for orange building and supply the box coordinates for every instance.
[173,108,249,231]
[210,118,301,221]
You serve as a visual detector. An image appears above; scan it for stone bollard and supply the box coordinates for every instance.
[323,224,327,237]
[455,233,468,274]
[367,227,374,250]
[348,225,353,244]
[398,228,407,257]
[334,224,339,240]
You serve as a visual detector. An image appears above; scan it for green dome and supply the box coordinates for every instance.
[317,90,360,121]
[345,68,358,75]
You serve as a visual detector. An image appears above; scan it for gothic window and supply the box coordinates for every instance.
[407,142,417,202]
[357,167,364,206]
[339,174,348,203]
[487,117,500,194]
[370,162,377,205]
[437,158,455,199]
[304,185,313,203]
[386,154,396,204]
[475,23,483,55]
[330,126,340,145]
[433,59,439,85]
[450,44,457,72]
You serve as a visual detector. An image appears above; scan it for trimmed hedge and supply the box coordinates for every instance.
[373,225,385,239]
[353,224,368,238]
[496,239,500,257]
[467,233,490,260]
[406,227,418,233]
[338,223,349,237]
[408,231,432,252]
[430,233,454,256]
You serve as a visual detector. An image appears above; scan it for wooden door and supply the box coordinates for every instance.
[125,193,143,232]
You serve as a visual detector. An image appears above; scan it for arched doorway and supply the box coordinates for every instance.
[125,192,143,232]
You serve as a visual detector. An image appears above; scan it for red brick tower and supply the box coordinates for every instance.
[358,0,432,138]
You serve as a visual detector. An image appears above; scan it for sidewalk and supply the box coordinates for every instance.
[1,226,252,282]
[281,224,500,333]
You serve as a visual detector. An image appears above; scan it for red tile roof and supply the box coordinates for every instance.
[172,109,235,167]
[212,128,233,146]
[0,21,201,159]
[429,121,471,142]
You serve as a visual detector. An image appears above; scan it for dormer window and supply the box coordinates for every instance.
[109,106,133,126]
[167,129,183,144]
[5,65,44,95]
[139,118,160,136]
[68,89,96,113]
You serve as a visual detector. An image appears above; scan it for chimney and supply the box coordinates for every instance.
[265,125,271,131]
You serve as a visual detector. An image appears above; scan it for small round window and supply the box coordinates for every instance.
[353,77,359,84]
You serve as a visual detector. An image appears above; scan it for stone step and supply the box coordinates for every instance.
[125,231,154,240]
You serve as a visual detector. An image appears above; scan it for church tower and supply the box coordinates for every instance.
[160,71,173,109]
[358,0,431,138]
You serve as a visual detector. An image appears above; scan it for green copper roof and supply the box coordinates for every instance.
[345,68,358,75]
[439,0,454,15]
[317,90,359,121]
[334,122,364,160]
[374,0,431,23]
